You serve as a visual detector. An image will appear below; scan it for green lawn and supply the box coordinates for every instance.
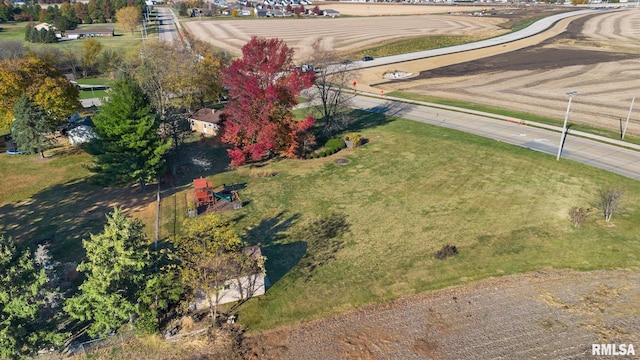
[79,89,108,100]
[347,34,498,60]
[1,106,639,335]
[183,110,639,331]
[0,21,145,55]
[76,77,115,86]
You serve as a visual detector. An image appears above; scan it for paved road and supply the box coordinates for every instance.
[348,94,640,180]
[345,8,598,70]
[156,6,183,46]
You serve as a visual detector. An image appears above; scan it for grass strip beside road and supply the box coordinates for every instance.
[346,34,495,60]
[389,91,640,146]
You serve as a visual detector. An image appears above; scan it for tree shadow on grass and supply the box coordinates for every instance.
[344,107,396,133]
[295,213,350,280]
[161,138,233,194]
[244,211,305,286]
[0,179,156,263]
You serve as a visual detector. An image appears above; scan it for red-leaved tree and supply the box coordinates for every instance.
[221,37,316,166]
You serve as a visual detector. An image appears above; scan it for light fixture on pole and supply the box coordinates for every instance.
[556,91,578,161]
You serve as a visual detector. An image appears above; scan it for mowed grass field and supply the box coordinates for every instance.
[159,111,639,331]
[1,109,639,334]
[0,20,146,55]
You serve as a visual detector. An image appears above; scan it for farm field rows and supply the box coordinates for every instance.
[368,9,640,137]
[183,12,506,61]
[247,269,640,359]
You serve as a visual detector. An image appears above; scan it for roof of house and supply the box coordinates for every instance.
[64,28,114,35]
[34,22,53,31]
[190,108,223,124]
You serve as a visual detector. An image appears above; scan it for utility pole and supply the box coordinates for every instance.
[622,96,635,140]
[556,91,577,161]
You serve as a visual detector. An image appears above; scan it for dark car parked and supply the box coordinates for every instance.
[362,56,374,61]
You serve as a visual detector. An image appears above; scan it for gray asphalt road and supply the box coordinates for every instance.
[349,94,640,180]
[348,8,598,70]
[156,6,182,46]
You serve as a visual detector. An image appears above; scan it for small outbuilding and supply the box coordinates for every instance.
[189,108,223,137]
[191,245,267,308]
[66,114,97,145]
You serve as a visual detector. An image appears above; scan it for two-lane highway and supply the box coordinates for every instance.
[348,94,640,180]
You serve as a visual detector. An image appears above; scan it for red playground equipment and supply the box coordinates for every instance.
[193,178,242,214]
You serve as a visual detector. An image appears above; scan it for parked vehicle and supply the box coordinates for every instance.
[362,56,374,61]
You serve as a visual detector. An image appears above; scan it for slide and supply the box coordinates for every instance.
[213,192,232,202]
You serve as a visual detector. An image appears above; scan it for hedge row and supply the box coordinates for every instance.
[305,138,346,159]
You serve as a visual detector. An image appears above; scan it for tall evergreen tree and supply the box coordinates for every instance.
[0,236,67,359]
[64,208,156,338]
[11,95,55,158]
[89,77,170,190]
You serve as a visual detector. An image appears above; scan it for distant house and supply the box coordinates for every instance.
[67,116,97,145]
[34,22,54,31]
[192,245,267,308]
[59,28,114,40]
[189,108,223,137]
[322,9,340,17]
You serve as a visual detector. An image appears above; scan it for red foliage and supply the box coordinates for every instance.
[221,37,316,166]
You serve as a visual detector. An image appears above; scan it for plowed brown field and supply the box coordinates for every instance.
[245,270,640,359]
[368,9,640,136]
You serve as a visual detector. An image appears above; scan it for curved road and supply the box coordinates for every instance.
[349,8,598,69]
[348,93,640,180]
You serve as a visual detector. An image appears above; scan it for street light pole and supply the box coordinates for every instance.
[556,91,577,161]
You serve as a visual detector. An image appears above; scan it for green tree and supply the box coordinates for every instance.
[81,37,103,78]
[89,77,170,190]
[64,208,155,338]
[11,95,55,158]
[171,214,252,320]
[0,236,67,359]
[0,2,10,22]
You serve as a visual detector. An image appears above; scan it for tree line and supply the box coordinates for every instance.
[0,0,146,26]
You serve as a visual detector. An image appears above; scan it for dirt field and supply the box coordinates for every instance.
[246,269,640,359]
[367,9,640,136]
[183,11,506,61]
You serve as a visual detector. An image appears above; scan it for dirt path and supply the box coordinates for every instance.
[245,269,640,359]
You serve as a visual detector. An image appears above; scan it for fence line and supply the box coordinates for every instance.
[64,331,134,356]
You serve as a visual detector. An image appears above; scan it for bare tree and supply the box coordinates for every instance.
[568,207,589,227]
[305,40,357,136]
[0,40,25,60]
[597,188,623,223]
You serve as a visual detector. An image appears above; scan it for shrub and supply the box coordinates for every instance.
[250,169,278,178]
[343,133,362,148]
[568,207,589,227]
[325,138,346,152]
[434,245,458,260]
